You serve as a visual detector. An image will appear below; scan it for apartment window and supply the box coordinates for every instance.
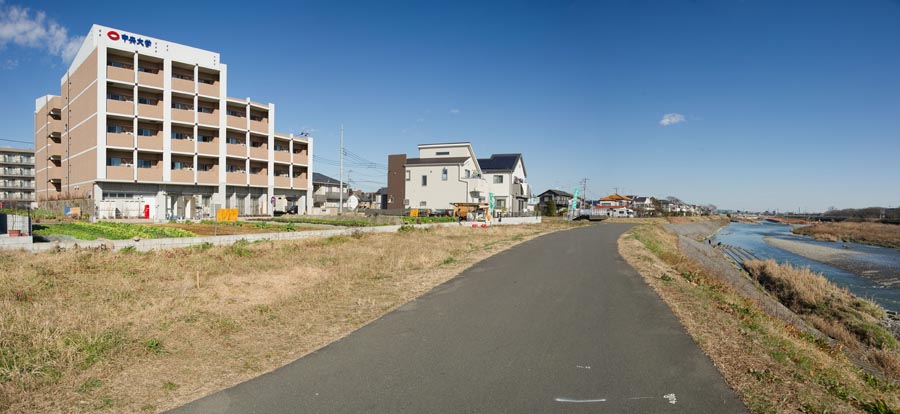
[496,199,506,209]
[137,66,157,74]
[420,201,427,207]
[442,168,448,181]
[137,128,156,136]
[106,157,131,167]
[197,163,213,171]
[404,199,409,206]
[494,175,503,184]
[108,61,131,69]
[227,110,244,117]
[405,170,411,181]
[106,125,129,134]
[172,102,192,110]
[276,170,289,177]
[274,144,286,151]
[171,161,192,170]
[436,151,449,156]
[250,114,264,121]
[250,140,264,148]
[171,132,191,140]
[172,73,193,80]
[421,175,427,186]
[198,106,214,113]
[107,93,129,101]
[138,97,156,105]
[198,135,214,143]
[198,78,214,85]
[137,159,153,169]
[226,164,239,173]
[250,167,262,174]
[226,136,243,145]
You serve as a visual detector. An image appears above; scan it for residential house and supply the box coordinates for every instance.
[537,189,580,214]
[596,193,632,207]
[373,187,389,210]
[630,196,657,217]
[387,142,490,211]
[312,172,348,214]
[477,153,530,213]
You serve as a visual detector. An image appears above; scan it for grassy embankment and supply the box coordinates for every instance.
[0,220,583,413]
[620,222,899,414]
[794,222,900,249]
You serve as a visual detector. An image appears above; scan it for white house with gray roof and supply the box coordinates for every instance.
[478,154,529,213]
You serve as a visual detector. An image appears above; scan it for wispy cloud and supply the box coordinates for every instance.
[449,109,460,115]
[0,2,83,63]
[1,57,18,69]
[659,113,686,126]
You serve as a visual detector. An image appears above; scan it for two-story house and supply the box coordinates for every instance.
[387,142,491,211]
[477,154,529,213]
[537,189,579,214]
[312,172,348,214]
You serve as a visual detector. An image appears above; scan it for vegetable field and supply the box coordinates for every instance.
[33,222,197,240]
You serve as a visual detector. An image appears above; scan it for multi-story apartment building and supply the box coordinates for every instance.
[34,25,312,220]
[0,147,35,207]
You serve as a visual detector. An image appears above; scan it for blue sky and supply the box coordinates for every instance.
[1,0,898,212]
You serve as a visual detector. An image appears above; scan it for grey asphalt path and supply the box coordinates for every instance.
[169,223,746,413]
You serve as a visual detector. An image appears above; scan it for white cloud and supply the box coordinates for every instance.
[0,2,83,63]
[1,57,18,69]
[449,109,460,115]
[659,113,686,126]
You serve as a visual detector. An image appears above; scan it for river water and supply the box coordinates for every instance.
[713,221,900,313]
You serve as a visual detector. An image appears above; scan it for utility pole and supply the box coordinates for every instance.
[339,125,344,215]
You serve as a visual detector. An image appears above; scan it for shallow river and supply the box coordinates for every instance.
[713,221,900,313]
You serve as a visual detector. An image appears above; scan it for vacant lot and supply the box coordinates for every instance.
[0,221,580,413]
[794,222,900,249]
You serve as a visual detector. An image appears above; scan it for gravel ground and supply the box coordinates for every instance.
[764,236,900,287]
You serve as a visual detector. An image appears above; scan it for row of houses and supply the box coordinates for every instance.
[535,191,711,217]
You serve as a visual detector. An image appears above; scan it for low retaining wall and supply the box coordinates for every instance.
[0,235,33,248]
[10,216,542,253]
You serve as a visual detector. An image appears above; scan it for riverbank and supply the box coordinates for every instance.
[0,221,584,413]
[620,220,900,413]
[794,222,900,249]
[764,236,900,288]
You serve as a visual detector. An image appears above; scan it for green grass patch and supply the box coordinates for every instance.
[401,216,457,224]
[64,330,127,369]
[33,222,196,240]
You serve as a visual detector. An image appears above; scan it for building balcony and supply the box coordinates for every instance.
[172,108,194,124]
[137,167,162,182]
[198,111,218,126]
[138,103,163,119]
[226,144,245,157]
[106,165,133,181]
[138,71,163,88]
[274,176,291,188]
[197,140,218,155]
[170,169,194,183]
[250,119,268,134]
[106,132,134,148]
[107,66,134,83]
[293,174,308,189]
[171,138,194,154]
[107,99,134,116]
[197,170,218,185]
[198,81,219,97]
[249,173,267,187]
[137,134,163,151]
[293,152,308,165]
[226,172,246,185]
[274,150,290,163]
[227,115,246,130]
[249,146,267,160]
[172,77,194,93]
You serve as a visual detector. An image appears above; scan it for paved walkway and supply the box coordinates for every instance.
[170,223,745,413]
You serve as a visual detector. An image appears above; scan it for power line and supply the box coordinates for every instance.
[0,138,32,144]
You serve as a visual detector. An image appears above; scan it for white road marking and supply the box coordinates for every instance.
[554,397,607,403]
[575,365,591,369]
[664,393,677,404]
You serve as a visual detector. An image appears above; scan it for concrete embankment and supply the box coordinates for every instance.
[5,216,542,253]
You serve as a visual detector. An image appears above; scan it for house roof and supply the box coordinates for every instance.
[405,157,469,166]
[591,205,631,209]
[538,189,574,198]
[599,193,633,202]
[632,196,651,203]
[375,187,389,195]
[312,172,342,186]
[477,153,522,172]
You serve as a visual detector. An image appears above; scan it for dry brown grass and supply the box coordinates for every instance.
[621,224,900,413]
[0,221,582,413]
[794,222,900,249]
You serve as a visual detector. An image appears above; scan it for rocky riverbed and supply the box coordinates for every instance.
[764,236,900,288]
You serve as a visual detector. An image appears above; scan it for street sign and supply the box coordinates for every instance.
[270,196,276,205]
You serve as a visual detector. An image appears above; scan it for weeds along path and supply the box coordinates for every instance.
[620,223,900,413]
[0,222,580,414]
